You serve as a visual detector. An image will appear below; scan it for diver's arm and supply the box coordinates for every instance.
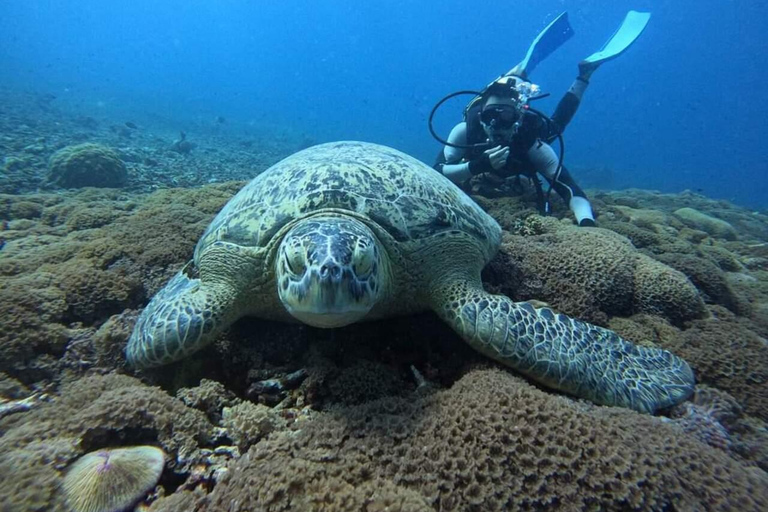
[439,123,474,184]
[439,123,508,183]
[547,77,590,141]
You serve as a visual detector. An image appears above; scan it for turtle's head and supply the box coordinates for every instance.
[276,216,384,328]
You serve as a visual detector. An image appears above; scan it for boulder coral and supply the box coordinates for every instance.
[0,185,236,379]
[632,254,707,324]
[654,252,747,314]
[197,369,768,512]
[673,207,738,241]
[47,143,128,189]
[666,312,768,420]
[486,222,705,326]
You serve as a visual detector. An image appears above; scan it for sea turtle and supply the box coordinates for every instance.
[126,141,694,413]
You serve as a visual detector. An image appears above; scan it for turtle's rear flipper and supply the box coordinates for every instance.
[126,266,234,369]
[432,278,694,414]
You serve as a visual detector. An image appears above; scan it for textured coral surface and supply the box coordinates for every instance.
[47,143,128,188]
[1,180,767,511]
[174,370,768,512]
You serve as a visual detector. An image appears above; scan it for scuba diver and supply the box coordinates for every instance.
[430,11,651,227]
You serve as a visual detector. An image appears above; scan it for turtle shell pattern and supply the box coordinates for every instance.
[193,141,501,262]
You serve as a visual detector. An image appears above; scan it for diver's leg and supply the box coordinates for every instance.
[528,141,595,226]
[551,11,651,138]
[549,78,589,137]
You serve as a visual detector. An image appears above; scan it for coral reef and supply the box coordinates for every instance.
[0,438,79,511]
[47,143,128,188]
[0,185,236,379]
[146,490,206,512]
[0,374,213,511]
[0,373,212,460]
[668,385,743,451]
[326,360,411,405]
[199,369,768,512]
[486,221,705,326]
[221,402,281,451]
[632,254,707,324]
[654,252,747,314]
[666,311,768,420]
[674,207,738,240]
[177,379,240,423]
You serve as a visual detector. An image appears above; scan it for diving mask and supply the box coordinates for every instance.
[480,104,519,130]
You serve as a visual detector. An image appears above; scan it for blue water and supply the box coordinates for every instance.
[1,0,766,208]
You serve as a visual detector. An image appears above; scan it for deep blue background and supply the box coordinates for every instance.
[1,1,766,207]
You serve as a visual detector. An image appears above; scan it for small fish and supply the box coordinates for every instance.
[216,116,226,124]
[125,121,138,129]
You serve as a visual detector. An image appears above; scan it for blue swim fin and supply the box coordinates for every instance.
[581,11,651,66]
[508,12,574,78]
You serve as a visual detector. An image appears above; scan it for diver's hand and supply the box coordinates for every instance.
[468,145,509,176]
[485,145,509,172]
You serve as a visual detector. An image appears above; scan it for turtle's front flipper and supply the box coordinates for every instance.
[432,278,694,413]
[126,265,236,368]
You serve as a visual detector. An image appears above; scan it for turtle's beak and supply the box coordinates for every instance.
[281,260,375,328]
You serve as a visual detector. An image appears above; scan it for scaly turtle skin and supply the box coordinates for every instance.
[126,141,694,413]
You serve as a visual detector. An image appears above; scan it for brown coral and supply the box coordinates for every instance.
[177,379,240,422]
[326,360,411,405]
[633,254,707,324]
[0,374,213,511]
[674,207,738,240]
[654,252,747,314]
[487,224,704,326]
[0,438,79,511]
[221,401,280,451]
[47,143,128,188]
[0,184,235,379]
[201,369,768,512]
[665,313,768,420]
[0,373,213,456]
[489,227,636,324]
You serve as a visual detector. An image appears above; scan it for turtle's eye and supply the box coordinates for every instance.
[352,240,376,277]
[284,243,307,276]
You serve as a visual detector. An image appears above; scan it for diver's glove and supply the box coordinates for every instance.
[468,154,494,176]
[469,145,510,176]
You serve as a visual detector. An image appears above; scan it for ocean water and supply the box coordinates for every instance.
[1,0,765,207]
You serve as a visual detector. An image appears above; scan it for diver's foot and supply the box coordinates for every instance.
[507,64,529,81]
[578,60,600,82]
[578,218,596,227]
